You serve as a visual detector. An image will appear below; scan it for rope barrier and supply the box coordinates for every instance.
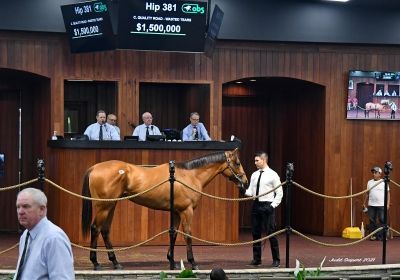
[0,178,38,191]
[389,227,400,237]
[70,229,170,252]
[390,179,400,188]
[175,178,287,202]
[175,229,286,246]
[44,178,168,202]
[1,175,399,259]
[0,243,18,255]
[292,179,383,199]
[2,226,399,255]
[291,228,383,247]
[1,176,396,204]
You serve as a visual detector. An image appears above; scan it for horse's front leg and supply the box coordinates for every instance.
[90,224,102,270]
[181,208,199,270]
[167,212,181,269]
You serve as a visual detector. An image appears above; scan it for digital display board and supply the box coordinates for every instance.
[0,153,4,178]
[375,72,400,81]
[204,4,224,57]
[118,0,208,52]
[346,70,400,121]
[61,0,116,53]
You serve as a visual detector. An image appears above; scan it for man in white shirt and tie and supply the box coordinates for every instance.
[243,151,283,268]
[84,110,120,141]
[181,112,211,141]
[132,112,162,141]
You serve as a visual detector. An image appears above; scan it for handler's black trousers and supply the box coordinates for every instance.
[251,201,280,262]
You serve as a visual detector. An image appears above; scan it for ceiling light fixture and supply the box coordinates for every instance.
[323,0,350,2]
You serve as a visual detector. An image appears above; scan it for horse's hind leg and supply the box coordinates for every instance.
[167,212,180,269]
[90,224,102,270]
[101,203,123,269]
[101,228,122,269]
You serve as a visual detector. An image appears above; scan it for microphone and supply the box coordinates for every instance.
[151,125,154,131]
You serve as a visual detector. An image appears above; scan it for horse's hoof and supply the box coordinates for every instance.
[174,262,180,270]
[114,263,123,270]
[93,264,102,271]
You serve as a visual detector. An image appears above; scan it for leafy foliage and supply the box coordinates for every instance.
[159,269,197,279]
[176,269,197,278]
[294,256,326,280]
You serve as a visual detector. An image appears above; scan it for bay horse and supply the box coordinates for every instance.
[81,148,248,270]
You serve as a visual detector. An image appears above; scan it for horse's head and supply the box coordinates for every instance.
[223,148,248,190]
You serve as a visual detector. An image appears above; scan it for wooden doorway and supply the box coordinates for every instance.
[0,69,50,231]
[222,77,325,234]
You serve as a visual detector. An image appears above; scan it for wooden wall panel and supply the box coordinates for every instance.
[0,31,400,237]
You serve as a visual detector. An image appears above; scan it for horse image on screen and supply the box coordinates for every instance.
[346,70,399,120]
[81,148,248,270]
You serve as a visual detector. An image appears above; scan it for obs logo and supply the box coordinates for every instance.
[182,3,205,14]
[94,2,107,12]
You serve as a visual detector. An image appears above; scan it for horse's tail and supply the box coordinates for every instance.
[81,168,93,238]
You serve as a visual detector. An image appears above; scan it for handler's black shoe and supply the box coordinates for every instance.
[249,260,261,266]
[271,260,280,268]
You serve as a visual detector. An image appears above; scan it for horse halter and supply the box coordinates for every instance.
[224,153,246,188]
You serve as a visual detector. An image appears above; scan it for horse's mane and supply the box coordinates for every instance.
[175,151,226,170]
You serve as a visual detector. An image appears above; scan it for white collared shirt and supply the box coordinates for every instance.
[245,167,283,208]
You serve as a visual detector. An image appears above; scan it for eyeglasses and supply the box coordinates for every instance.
[109,119,117,122]
[191,118,200,121]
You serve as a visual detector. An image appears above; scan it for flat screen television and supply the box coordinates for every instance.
[204,4,224,57]
[0,153,4,178]
[117,0,208,52]
[61,0,116,53]
[346,70,400,120]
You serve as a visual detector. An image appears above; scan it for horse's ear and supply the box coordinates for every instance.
[225,150,232,162]
[226,148,239,161]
